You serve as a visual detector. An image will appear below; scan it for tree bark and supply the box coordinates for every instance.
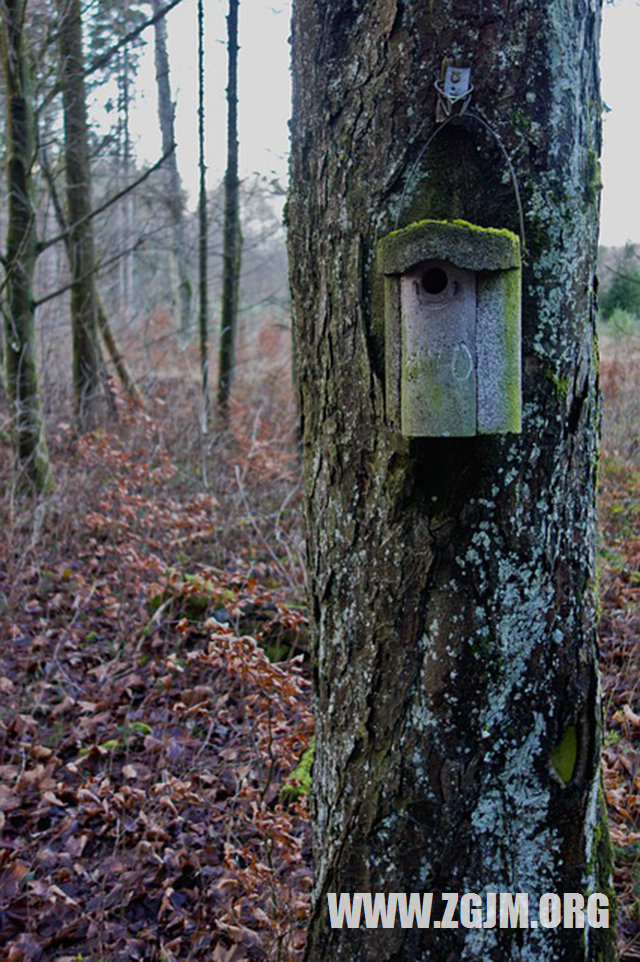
[216,0,241,419]
[1,0,52,492]
[150,0,192,339]
[59,0,104,429]
[288,2,615,960]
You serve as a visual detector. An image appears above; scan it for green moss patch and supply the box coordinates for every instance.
[280,742,314,804]
[378,218,520,275]
[551,724,578,784]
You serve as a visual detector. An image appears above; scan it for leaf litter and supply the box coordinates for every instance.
[0,344,637,960]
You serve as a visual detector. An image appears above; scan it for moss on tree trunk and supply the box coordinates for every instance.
[2,0,52,493]
[289,0,616,959]
[59,0,104,428]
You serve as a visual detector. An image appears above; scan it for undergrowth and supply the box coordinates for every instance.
[599,339,640,961]
[0,364,312,962]
[0,331,637,960]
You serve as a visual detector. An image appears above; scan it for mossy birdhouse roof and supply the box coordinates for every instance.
[377,219,520,275]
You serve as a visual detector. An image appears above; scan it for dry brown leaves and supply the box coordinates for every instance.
[0,343,638,960]
[599,346,640,961]
[0,404,311,962]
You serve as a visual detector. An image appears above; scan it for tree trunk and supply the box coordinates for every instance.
[118,45,134,317]
[216,0,241,419]
[151,0,192,339]
[289,2,615,961]
[59,0,104,429]
[39,145,141,407]
[1,0,52,492]
[197,0,209,439]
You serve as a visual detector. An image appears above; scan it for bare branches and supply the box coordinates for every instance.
[37,0,186,116]
[33,236,145,308]
[37,145,175,254]
[605,265,640,285]
[84,0,185,81]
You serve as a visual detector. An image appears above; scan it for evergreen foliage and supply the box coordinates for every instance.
[600,243,640,319]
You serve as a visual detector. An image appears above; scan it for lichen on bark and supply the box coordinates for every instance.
[289,0,615,959]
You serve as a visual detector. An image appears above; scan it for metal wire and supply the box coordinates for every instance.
[394,83,527,260]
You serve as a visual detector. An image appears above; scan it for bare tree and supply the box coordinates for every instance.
[197,0,209,439]
[216,0,241,419]
[58,0,106,427]
[150,0,192,339]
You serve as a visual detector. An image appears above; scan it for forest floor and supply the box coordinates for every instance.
[598,334,640,961]
[0,333,638,962]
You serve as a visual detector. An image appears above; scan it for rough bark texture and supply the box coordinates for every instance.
[59,0,104,428]
[151,0,192,339]
[2,0,52,492]
[288,1,615,960]
[216,0,241,417]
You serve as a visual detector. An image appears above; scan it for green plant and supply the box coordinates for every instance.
[600,244,640,320]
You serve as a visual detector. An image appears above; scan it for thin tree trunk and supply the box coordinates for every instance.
[118,45,134,316]
[95,301,140,407]
[1,0,52,492]
[197,0,209,439]
[289,1,615,960]
[59,0,104,429]
[216,0,241,419]
[0,300,5,400]
[150,0,192,339]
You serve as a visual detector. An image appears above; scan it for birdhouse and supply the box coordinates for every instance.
[377,219,521,437]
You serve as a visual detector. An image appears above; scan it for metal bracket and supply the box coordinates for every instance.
[435,63,473,122]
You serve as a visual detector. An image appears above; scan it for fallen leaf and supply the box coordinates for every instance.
[0,785,20,811]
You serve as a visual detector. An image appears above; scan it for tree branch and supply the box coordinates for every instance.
[37,0,186,115]
[39,145,143,404]
[33,237,145,308]
[84,0,186,81]
[39,144,69,251]
[37,146,175,254]
[604,265,640,285]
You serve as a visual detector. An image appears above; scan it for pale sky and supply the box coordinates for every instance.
[123,0,635,247]
[129,0,292,195]
[599,0,640,246]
